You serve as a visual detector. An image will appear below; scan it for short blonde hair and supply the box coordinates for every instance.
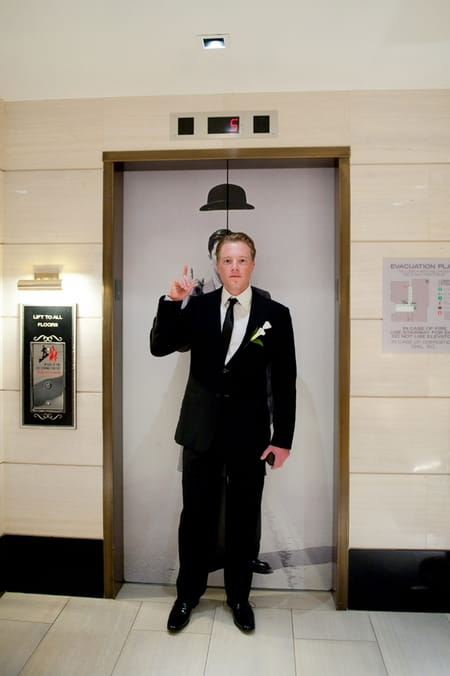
[215,232,256,261]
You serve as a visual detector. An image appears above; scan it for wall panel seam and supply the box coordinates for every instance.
[350,471,449,477]
[350,162,450,167]
[351,240,450,244]
[350,394,450,399]
[4,462,103,468]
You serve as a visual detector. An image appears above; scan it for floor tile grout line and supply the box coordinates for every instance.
[16,596,71,675]
[17,619,54,675]
[290,609,298,676]
[202,605,218,676]
[0,616,52,626]
[0,593,71,625]
[293,637,385,644]
[54,596,72,622]
[368,611,391,676]
[109,600,143,676]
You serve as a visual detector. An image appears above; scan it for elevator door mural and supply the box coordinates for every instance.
[123,166,336,590]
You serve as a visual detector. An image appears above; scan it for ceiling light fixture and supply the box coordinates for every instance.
[200,34,229,49]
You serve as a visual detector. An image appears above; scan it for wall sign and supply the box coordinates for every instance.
[383,259,450,353]
[21,305,76,427]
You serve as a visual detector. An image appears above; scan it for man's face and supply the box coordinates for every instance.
[216,241,255,296]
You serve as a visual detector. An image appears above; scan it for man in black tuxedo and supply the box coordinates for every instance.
[191,227,273,575]
[150,232,296,633]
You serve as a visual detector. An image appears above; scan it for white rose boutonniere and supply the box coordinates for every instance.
[250,321,272,346]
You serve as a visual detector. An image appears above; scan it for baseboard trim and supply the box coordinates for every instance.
[348,548,450,612]
[0,535,104,598]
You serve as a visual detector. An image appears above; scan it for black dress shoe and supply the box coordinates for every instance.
[167,600,196,632]
[251,558,273,574]
[227,601,255,632]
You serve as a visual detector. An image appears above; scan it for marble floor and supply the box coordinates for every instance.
[1,584,450,675]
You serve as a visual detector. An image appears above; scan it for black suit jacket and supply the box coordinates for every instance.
[150,287,296,459]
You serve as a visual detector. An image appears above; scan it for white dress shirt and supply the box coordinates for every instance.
[220,286,252,364]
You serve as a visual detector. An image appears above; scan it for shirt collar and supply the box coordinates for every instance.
[221,285,252,312]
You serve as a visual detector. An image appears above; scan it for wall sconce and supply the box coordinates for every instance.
[17,266,62,291]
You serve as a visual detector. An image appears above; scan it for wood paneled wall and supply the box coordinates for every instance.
[0,89,449,555]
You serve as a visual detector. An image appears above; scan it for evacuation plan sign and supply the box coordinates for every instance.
[383,259,450,353]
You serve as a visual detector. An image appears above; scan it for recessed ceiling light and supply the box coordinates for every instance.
[200,34,229,49]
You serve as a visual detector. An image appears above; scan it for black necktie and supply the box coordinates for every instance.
[222,297,238,358]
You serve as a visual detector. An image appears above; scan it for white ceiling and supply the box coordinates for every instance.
[1,0,449,102]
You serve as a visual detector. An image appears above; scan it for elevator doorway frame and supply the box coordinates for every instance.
[102,146,350,608]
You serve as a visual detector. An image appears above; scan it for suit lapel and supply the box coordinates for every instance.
[204,288,224,357]
[227,287,269,364]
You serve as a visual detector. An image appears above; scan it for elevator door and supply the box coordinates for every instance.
[122,164,336,590]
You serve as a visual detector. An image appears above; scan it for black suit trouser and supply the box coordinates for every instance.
[207,477,262,572]
[177,430,265,604]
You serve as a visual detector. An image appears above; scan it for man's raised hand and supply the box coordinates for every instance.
[168,264,197,301]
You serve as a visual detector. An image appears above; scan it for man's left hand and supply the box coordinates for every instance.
[260,445,290,469]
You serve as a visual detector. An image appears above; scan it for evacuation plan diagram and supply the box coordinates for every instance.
[383,259,450,353]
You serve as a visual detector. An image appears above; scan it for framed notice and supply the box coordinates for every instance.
[383,259,450,353]
[21,305,76,427]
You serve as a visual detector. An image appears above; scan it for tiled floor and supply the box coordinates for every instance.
[1,584,450,675]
